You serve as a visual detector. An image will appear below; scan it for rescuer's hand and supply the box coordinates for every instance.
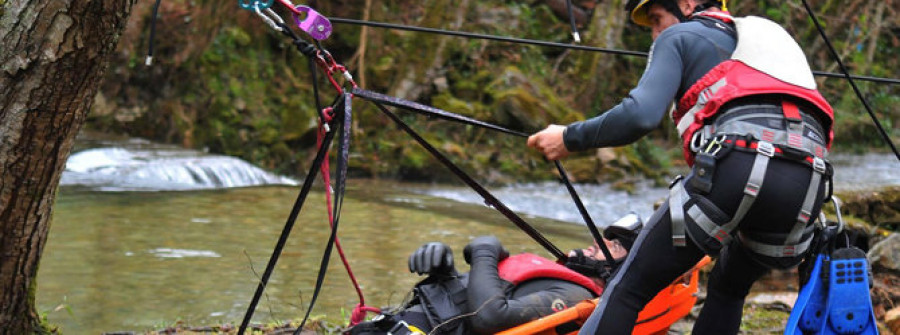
[527,125,570,160]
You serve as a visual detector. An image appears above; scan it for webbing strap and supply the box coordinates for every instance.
[295,93,353,335]
[785,157,825,245]
[714,119,827,158]
[738,232,813,258]
[351,88,529,137]
[365,98,566,261]
[669,179,687,246]
[684,141,772,246]
[782,100,807,150]
[238,98,340,335]
[555,161,615,263]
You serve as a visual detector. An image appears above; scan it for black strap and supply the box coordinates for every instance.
[554,161,615,264]
[362,97,566,261]
[351,88,528,137]
[237,98,341,335]
[145,0,163,65]
[354,87,618,263]
[294,93,353,335]
[564,0,581,42]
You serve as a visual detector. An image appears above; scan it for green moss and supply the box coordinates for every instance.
[740,305,791,333]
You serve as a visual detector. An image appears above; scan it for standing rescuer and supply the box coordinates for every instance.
[527,0,835,334]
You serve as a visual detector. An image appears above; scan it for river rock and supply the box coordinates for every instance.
[868,233,900,273]
[746,292,799,311]
[838,186,900,230]
[887,306,900,335]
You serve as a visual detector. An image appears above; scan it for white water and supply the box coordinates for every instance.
[421,153,900,225]
[59,133,898,224]
[62,143,297,191]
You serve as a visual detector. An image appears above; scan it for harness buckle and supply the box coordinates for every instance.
[745,182,760,197]
[756,140,775,157]
[798,209,812,224]
[812,157,826,174]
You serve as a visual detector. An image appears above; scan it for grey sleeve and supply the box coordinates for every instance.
[563,31,685,151]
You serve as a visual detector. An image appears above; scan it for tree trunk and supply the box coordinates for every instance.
[0,1,134,333]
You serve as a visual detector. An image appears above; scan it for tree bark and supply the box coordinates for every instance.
[0,1,134,333]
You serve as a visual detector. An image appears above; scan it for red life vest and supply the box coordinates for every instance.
[673,15,835,165]
[497,253,603,296]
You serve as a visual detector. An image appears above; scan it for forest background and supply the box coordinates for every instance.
[87,0,898,186]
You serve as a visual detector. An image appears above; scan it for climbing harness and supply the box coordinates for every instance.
[665,14,836,260]
[785,199,879,335]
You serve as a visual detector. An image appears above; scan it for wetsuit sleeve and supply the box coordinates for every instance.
[563,31,685,151]
[465,248,594,334]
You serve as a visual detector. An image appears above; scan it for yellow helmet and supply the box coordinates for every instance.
[626,0,657,27]
[626,0,728,28]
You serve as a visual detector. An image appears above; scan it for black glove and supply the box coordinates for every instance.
[463,235,509,264]
[408,242,456,276]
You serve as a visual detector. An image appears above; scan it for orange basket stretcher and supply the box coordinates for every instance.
[496,257,712,335]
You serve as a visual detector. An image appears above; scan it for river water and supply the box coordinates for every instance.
[36,134,899,333]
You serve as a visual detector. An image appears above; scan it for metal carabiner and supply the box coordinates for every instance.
[253,5,285,32]
[703,134,727,156]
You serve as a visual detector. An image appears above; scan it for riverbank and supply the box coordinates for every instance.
[99,186,900,335]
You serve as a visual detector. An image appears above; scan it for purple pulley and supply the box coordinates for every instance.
[293,5,332,40]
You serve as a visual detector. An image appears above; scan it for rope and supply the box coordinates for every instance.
[145,0,163,66]
[327,16,900,86]
[238,21,376,333]
[316,108,371,317]
[565,0,581,43]
[360,94,567,261]
[236,113,337,335]
[801,0,900,162]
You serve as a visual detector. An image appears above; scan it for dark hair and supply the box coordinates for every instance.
[657,0,688,22]
[694,0,723,12]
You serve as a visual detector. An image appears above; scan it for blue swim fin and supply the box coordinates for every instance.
[823,247,878,335]
[785,247,879,335]
[785,253,829,334]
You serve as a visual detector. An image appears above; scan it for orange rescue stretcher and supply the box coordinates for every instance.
[497,256,712,335]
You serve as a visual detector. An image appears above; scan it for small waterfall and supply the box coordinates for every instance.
[62,147,297,191]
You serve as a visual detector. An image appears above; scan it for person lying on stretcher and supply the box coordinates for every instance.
[349,214,643,335]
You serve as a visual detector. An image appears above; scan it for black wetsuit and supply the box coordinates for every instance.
[562,18,828,335]
[391,249,595,334]
[463,246,595,334]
